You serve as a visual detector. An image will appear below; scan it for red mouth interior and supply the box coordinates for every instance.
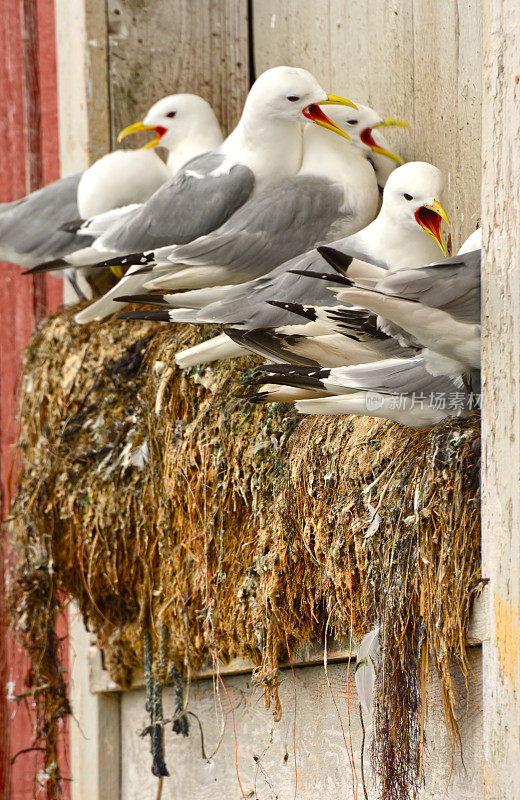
[415,206,442,240]
[360,127,376,148]
[154,126,167,138]
[302,104,334,126]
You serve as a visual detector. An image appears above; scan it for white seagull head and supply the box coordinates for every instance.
[117,94,219,152]
[381,161,450,255]
[242,66,357,140]
[341,103,409,165]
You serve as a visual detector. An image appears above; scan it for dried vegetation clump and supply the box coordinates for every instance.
[8,305,482,800]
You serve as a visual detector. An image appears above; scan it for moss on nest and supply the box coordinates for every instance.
[9,304,482,800]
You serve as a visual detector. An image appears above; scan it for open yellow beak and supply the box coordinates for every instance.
[303,94,358,142]
[425,199,450,226]
[368,119,410,164]
[320,94,358,110]
[372,118,411,130]
[415,199,451,256]
[370,145,404,164]
[117,121,161,148]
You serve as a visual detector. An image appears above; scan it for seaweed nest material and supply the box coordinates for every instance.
[8,305,482,799]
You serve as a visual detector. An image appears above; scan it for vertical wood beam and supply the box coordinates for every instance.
[54,0,110,173]
[53,6,121,799]
[481,0,520,795]
[69,608,120,800]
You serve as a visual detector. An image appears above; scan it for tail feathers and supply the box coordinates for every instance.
[317,245,354,276]
[287,269,354,286]
[295,395,368,416]
[117,309,171,322]
[175,333,245,368]
[240,385,324,403]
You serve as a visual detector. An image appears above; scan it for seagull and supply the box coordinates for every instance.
[110,102,408,294]
[64,67,358,322]
[2,94,221,279]
[457,227,481,255]
[319,249,481,377]
[116,93,224,177]
[241,244,480,414]
[339,104,408,189]
[243,240,480,400]
[133,161,449,368]
[88,103,392,320]
[101,100,406,291]
[30,67,355,294]
[246,356,472,429]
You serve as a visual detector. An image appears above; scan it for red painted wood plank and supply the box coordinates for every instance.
[0,5,36,796]
[0,0,67,797]
[36,0,63,313]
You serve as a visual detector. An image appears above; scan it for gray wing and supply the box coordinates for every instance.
[0,172,92,265]
[374,251,481,323]
[198,249,344,328]
[253,355,467,398]
[333,356,466,395]
[167,175,345,281]
[99,153,255,254]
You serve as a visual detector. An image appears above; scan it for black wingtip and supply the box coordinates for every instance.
[236,391,270,404]
[225,328,248,345]
[23,258,69,274]
[115,294,169,306]
[59,218,86,234]
[91,251,155,270]
[287,269,353,286]
[116,310,171,322]
[253,363,301,376]
[266,300,317,321]
[317,246,354,276]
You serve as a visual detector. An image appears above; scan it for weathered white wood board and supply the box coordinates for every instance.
[481,0,520,796]
[54,0,110,171]
[252,0,482,249]
[120,650,483,799]
[106,0,250,144]
[69,607,120,800]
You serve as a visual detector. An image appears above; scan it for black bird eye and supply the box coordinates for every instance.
[287,95,300,102]
[347,119,358,125]
[404,193,413,201]
[166,111,176,118]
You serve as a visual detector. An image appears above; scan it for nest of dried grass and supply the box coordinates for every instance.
[8,305,481,799]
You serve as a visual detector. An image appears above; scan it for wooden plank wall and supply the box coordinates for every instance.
[61,1,486,797]
[253,0,482,250]
[106,0,250,144]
